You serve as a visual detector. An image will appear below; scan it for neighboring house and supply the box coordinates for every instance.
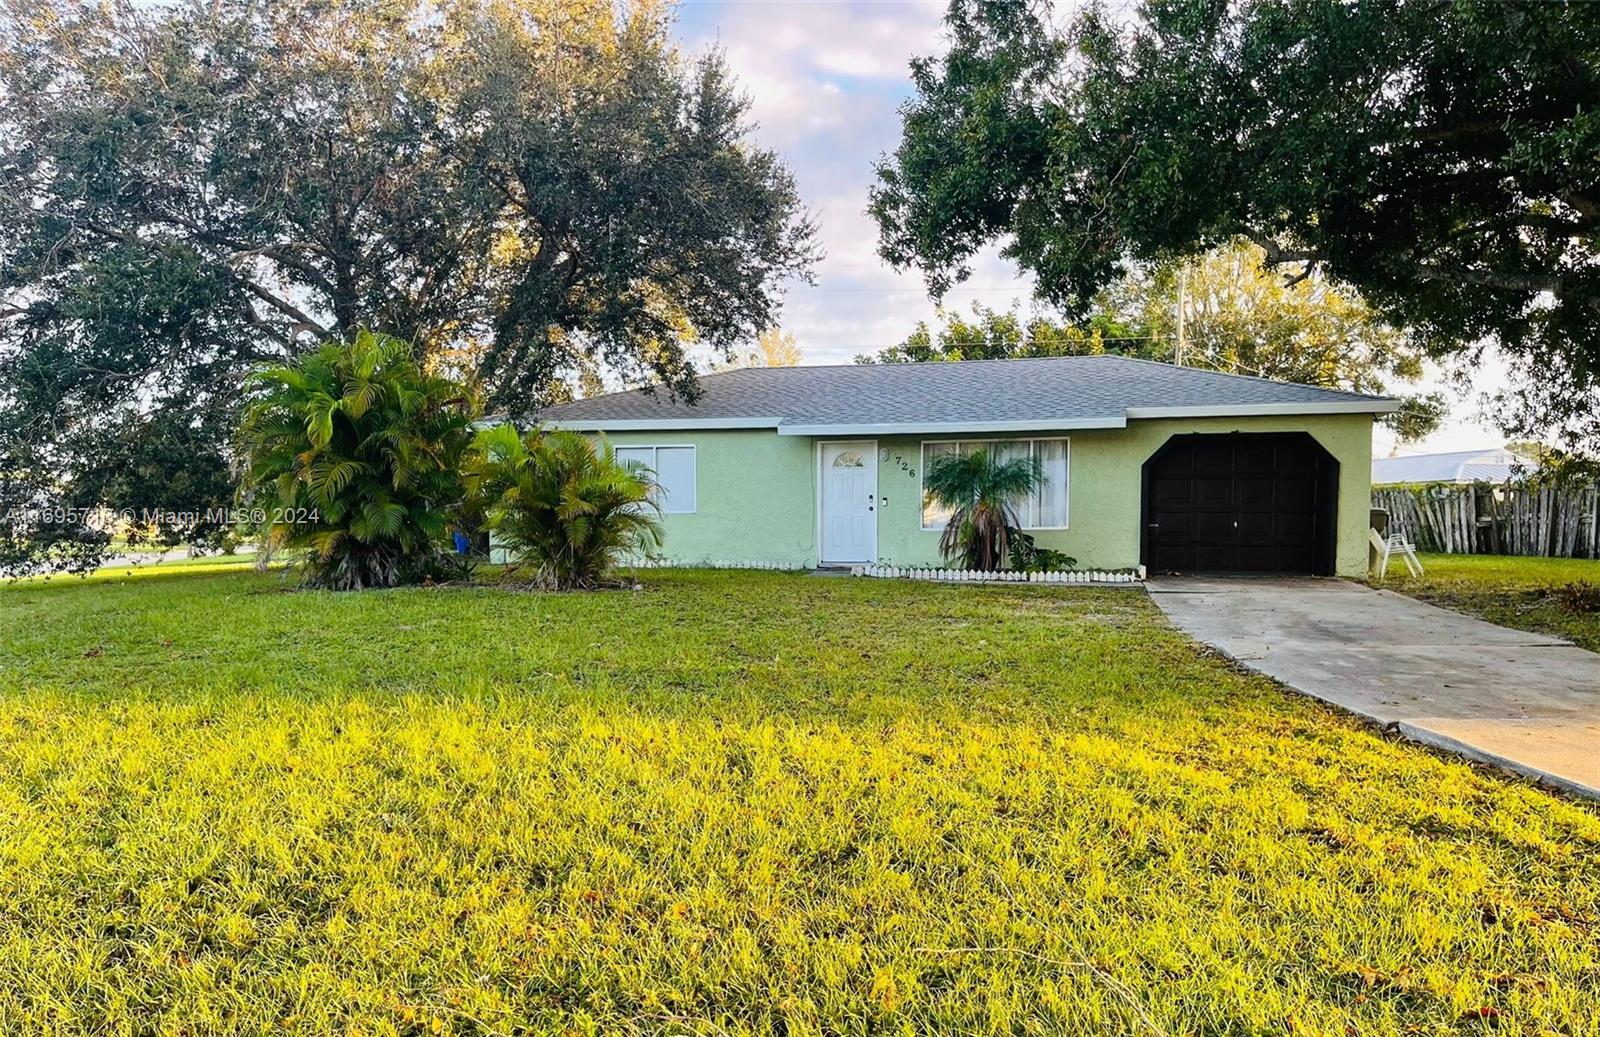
[1371,448,1524,486]
[539,356,1396,576]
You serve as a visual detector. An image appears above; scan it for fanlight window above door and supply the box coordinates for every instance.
[832,451,865,468]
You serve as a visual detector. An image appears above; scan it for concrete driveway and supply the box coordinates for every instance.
[1147,578,1600,799]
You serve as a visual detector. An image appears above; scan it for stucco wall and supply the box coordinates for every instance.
[602,429,817,567]
[604,413,1374,576]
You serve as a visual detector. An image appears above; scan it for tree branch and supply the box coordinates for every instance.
[1407,263,1600,313]
[1442,212,1594,246]
[1410,119,1507,145]
[226,240,335,285]
[81,210,343,309]
[235,279,331,338]
[239,300,294,352]
[1246,232,1319,287]
[0,300,61,323]
[1410,264,1563,294]
[1246,232,1319,266]
[1280,265,1315,288]
[1561,192,1600,222]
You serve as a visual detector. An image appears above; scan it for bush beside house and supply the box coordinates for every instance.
[239,333,478,590]
[239,334,665,591]
[467,425,663,590]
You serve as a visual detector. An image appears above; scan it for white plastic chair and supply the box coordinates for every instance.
[1369,527,1423,581]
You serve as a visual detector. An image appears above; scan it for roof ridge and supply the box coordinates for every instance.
[699,353,1118,374]
[1380,448,1512,460]
[681,353,1391,402]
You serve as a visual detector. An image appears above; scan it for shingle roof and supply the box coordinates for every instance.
[539,355,1397,434]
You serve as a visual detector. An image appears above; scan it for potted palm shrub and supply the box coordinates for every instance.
[923,448,1043,571]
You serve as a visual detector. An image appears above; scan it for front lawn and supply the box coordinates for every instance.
[1379,553,1600,652]
[1,567,1596,1035]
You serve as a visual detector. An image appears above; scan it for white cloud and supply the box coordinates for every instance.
[716,43,849,148]
[807,10,944,79]
[716,2,943,82]
[686,1,942,159]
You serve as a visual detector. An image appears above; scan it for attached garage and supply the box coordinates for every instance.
[1141,432,1339,576]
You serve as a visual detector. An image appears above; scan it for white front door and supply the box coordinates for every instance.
[819,441,877,563]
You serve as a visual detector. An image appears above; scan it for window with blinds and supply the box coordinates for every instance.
[921,439,1069,530]
[613,445,697,514]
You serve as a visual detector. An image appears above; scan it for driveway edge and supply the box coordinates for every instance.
[1147,578,1600,803]
[1392,720,1600,801]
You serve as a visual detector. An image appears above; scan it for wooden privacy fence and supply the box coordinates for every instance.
[1372,482,1600,558]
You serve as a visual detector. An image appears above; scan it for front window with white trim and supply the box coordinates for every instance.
[614,445,697,514]
[921,438,1069,530]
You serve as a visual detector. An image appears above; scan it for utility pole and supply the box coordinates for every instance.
[1175,265,1187,366]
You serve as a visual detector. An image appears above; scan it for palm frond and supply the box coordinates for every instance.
[467,423,664,589]
[238,332,479,590]
[924,447,1043,571]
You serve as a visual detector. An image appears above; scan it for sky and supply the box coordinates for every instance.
[670,0,1512,458]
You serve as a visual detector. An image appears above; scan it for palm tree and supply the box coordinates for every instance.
[239,331,477,590]
[923,448,1043,571]
[467,425,663,590]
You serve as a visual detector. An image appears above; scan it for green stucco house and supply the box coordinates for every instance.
[539,356,1396,577]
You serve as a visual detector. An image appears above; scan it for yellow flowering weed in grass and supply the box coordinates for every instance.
[0,566,1596,1035]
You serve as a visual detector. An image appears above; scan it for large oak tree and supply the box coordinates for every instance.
[871,0,1600,455]
[0,0,815,574]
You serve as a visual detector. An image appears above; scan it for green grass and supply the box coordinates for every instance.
[1,567,1597,1035]
[1379,553,1600,652]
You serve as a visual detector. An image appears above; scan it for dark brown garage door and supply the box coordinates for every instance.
[1141,432,1338,575]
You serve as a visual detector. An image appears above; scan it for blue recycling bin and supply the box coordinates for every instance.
[452,530,470,554]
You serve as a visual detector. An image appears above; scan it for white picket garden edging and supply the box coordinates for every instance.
[850,564,1143,584]
[504,551,1141,581]
[496,549,811,570]
[627,558,810,571]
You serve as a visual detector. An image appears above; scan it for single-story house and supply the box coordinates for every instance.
[539,356,1397,577]
[1371,448,1525,486]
